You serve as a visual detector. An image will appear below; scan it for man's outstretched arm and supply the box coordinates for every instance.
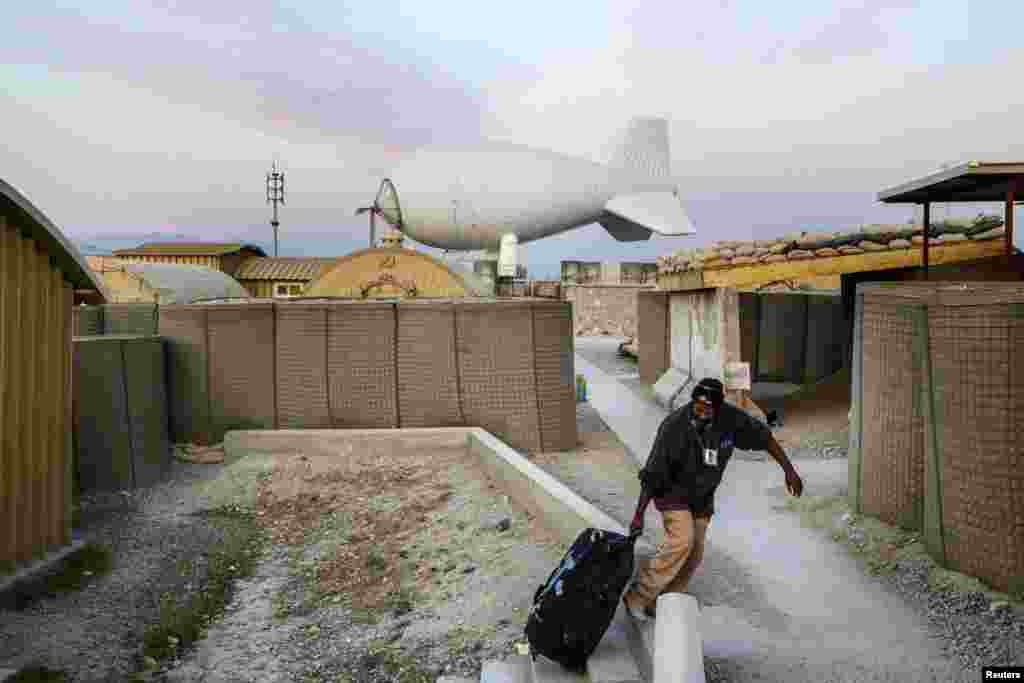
[765,435,803,497]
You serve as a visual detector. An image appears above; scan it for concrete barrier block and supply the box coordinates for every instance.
[481,654,532,683]
[669,376,697,412]
[653,367,690,410]
[653,593,705,683]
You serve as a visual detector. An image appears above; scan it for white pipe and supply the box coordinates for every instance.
[653,593,706,683]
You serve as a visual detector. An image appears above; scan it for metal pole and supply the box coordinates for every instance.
[1006,186,1016,259]
[272,203,279,258]
[922,201,931,279]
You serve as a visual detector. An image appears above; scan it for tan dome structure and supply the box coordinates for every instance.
[304,246,487,298]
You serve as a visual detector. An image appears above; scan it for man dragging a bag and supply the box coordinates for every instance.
[622,377,804,621]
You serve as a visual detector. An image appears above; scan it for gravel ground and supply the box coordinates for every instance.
[0,457,245,680]
[1,437,566,683]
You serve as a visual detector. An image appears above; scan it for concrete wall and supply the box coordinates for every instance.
[563,283,653,338]
[667,288,742,383]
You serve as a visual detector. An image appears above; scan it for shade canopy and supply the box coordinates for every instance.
[879,161,1024,204]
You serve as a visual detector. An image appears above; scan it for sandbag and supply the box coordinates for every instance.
[858,241,889,252]
[971,227,1006,241]
[787,249,815,260]
[815,247,840,258]
[798,231,838,250]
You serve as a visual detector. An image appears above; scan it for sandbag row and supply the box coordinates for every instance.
[656,214,1006,274]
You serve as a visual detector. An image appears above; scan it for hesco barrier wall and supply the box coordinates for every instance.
[158,299,577,453]
[850,282,1024,593]
[72,335,170,492]
[72,304,159,337]
[856,290,925,531]
[738,292,847,385]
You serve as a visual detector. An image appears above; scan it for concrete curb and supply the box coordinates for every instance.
[0,534,87,599]
[224,427,658,683]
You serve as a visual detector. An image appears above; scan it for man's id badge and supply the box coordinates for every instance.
[703,448,719,467]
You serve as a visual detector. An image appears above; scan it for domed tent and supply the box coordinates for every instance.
[96,261,251,304]
[304,243,487,298]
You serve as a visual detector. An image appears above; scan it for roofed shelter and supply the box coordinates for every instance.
[1,178,106,577]
[878,160,1022,273]
[234,256,338,298]
[113,242,267,278]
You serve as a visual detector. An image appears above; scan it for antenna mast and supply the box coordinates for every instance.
[266,161,286,257]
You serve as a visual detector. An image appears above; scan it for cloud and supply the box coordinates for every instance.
[4,2,486,147]
[787,1,921,63]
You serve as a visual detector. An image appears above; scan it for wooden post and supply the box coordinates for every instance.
[1006,185,1016,259]
[922,202,931,278]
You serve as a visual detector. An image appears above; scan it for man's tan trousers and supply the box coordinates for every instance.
[624,509,711,610]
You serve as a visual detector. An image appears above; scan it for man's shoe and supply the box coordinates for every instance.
[623,593,655,622]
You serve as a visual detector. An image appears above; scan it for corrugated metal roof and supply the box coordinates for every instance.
[234,257,338,281]
[121,262,251,304]
[1,178,110,298]
[113,242,267,257]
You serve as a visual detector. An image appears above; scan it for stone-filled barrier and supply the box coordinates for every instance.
[159,299,578,454]
[850,281,1024,593]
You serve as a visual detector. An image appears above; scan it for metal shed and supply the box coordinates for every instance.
[0,177,106,575]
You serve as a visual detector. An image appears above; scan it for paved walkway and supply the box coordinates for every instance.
[573,341,969,682]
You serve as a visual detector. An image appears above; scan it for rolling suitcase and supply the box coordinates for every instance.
[524,527,639,672]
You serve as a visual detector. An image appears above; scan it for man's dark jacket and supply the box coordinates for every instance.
[638,401,773,514]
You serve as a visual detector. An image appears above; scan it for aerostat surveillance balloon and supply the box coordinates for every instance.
[368,117,697,254]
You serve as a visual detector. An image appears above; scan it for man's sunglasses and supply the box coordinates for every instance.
[694,397,715,413]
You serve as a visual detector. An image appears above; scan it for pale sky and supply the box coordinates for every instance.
[3,1,1022,277]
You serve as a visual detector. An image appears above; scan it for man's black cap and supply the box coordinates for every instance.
[692,377,725,407]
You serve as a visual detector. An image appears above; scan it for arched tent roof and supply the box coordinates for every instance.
[1,178,110,300]
[120,262,250,304]
[304,247,485,298]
